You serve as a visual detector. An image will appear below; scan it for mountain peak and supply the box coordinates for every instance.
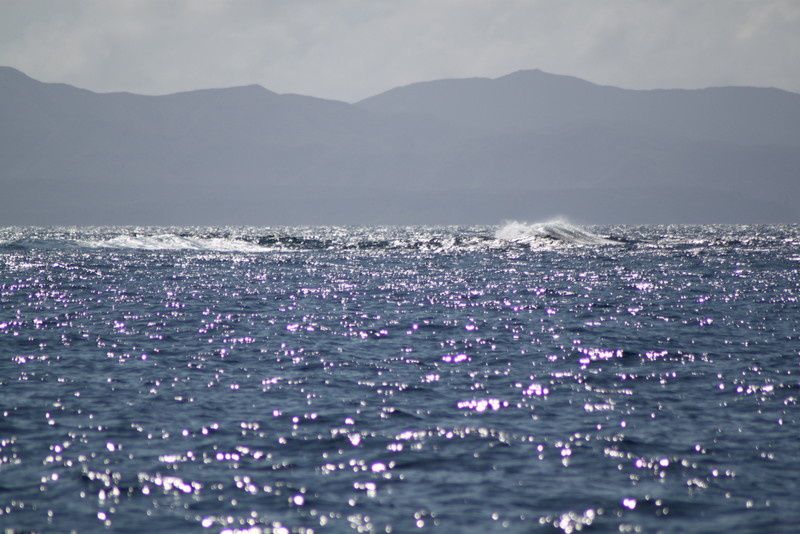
[497,68,545,78]
[495,68,594,86]
[212,83,275,95]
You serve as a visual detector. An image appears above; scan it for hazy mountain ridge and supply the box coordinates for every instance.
[358,69,800,147]
[1,66,798,224]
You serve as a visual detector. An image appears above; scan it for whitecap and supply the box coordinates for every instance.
[494,219,619,248]
[77,234,271,253]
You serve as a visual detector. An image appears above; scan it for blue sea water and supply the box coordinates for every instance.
[0,222,798,533]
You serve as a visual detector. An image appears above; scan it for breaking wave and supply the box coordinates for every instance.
[494,220,620,247]
[0,221,623,253]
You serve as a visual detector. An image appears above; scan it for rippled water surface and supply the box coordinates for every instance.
[1,223,799,533]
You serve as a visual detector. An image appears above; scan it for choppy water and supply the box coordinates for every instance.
[1,222,798,533]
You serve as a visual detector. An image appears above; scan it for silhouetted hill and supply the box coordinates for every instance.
[359,69,800,147]
[1,66,798,224]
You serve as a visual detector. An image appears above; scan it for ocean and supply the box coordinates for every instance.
[0,222,798,532]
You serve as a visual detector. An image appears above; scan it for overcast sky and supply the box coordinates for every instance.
[1,0,798,102]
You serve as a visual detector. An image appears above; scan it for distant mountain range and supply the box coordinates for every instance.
[1,66,798,224]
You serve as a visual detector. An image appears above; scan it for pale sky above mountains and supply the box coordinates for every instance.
[0,0,798,102]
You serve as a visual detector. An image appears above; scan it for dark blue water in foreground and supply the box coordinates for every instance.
[1,223,799,533]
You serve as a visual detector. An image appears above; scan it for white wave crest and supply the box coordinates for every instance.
[495,220,617,247]
[78,234,271,252]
